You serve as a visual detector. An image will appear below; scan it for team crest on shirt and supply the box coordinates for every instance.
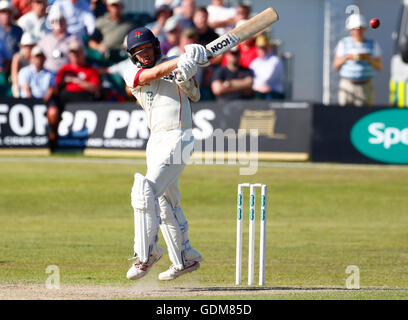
[144,91,154,110]
[146,91,154,103]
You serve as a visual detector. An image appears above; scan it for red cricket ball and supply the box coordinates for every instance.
[370,18,380,29]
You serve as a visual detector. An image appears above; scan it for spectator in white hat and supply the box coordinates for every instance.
[0,0,23,55]
[18,45,55,99]
[37,10,82,74]
[17,0,51,41]
[19,44,60,151]
[333,13,383,106]
[10,31,36,97]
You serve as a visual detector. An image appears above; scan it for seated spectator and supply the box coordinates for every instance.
[18,45,55,99]
[10,31,36,97]
[160,15,181,56]
[47,0,95,37]
[211,47,253,101]
[167,27,198,57]
[55,40,101,103]
[88,0,135,62]
[173,0,195,30]
[207,0,236,36]
[12,0,32,19]
[250,34,284,100]
[192,6,218,46]
[145,4,172,43]
[37,10,82,74]
[16,0,50,41]
[0,0,23,55]
[18,45,59,150]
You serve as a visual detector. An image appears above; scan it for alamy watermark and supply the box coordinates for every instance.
[45,265,60,289]
[169,128,259,175]
[345,265,360,289]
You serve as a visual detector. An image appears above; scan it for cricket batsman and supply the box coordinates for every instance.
[123,27,209,281]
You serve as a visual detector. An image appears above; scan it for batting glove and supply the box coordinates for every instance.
[176,54,198,82]
[184,44,210,67]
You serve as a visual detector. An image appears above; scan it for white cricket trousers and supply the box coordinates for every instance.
[145,128,194,198]
[144,128,199,268]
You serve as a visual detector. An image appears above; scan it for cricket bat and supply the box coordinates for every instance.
[205,7,279,59]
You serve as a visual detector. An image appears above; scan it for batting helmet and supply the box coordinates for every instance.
[126,27,161,67]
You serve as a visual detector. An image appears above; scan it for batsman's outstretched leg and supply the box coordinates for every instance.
[158,182,203,281]
[126,173,163,280]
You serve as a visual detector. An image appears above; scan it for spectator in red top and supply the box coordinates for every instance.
[237,38,258,69]
[220,19,257,69]
[236,20,257,69]
[55,40,101,103]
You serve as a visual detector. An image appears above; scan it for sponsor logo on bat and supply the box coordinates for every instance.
[209,34,239,54]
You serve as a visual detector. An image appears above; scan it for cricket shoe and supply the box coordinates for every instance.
[126,246,165,280]
[158,260,201,281]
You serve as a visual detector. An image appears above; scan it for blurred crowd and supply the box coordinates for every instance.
[0,0,285,106]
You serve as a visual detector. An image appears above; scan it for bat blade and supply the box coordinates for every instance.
[205,7,279,58]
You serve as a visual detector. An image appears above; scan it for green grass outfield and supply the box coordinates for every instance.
[1,156,408,300]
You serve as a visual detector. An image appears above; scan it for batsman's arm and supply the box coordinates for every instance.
[138,57,180,85]
[177,77,200,102]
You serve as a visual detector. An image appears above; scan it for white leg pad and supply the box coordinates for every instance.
[131,173,160,263]
[159,195,202,270]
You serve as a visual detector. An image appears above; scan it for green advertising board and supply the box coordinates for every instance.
[350,109,408,164]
